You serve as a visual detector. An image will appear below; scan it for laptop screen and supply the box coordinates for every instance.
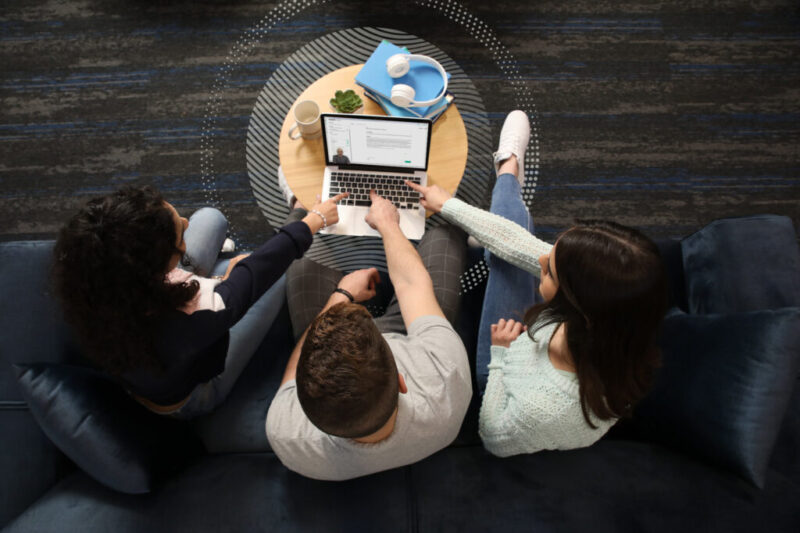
[321,114,431,171]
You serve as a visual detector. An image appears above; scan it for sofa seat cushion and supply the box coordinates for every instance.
[3,453,410,533]
[408,444,800,533]
[15,363,203,494]
[0,408,71,526]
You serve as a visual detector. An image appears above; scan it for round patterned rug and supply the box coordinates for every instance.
[247,27,492,273]
[201,0,541,291]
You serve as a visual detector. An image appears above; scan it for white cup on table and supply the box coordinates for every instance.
[288,100,322,140]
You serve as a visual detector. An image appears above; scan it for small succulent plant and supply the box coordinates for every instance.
[330,89,363,113]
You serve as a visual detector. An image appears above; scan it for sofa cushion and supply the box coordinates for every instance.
[631,308,800,487]
[0,241,83,366]
[0,241,85,403]
[2,454,411,533]
[682,214,800,314]
[0,408,72,527]
[409,444,800,533]
[655,238,688,311]
[15,363,203,494]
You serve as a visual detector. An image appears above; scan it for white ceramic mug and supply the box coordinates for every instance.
[288,100,321,140]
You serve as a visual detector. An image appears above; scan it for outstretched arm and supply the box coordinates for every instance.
[365,190,443,329]
[217,192,349,319]
[406,181,551,276]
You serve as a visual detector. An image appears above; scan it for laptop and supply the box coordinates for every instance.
[320,113,432,239]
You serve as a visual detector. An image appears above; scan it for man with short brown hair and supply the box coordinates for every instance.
[296,302,400,439]
[266,190,471,480]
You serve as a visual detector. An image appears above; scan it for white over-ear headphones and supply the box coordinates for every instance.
[385,53,448,108]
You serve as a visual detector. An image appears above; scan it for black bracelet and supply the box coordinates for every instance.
[333,288,355,302]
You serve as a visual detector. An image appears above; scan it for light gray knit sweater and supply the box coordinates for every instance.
[441,198,615,456]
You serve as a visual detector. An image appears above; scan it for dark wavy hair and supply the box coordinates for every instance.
[297,302,399,439]
[52,186,199,375]
[525,220,668,428]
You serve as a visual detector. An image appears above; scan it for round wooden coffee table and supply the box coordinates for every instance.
[278,65,468,213]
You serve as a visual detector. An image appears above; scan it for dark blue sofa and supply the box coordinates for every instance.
[1,214,799,533]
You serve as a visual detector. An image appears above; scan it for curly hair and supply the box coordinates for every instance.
[52,186,199,375]
[296,302,399,439]
[525,220,668,428]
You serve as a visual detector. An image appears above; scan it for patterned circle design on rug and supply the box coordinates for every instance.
[200,0,541,290]
[247,27,491,273]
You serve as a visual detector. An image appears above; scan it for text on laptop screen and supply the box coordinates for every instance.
[323,115,429,170]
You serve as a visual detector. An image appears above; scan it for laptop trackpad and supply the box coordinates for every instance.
[323,207,378,237]
[322,206,425,239]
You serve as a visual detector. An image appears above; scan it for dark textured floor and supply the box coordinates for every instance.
[2,0,799,248]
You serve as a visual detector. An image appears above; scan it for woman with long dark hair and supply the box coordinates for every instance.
[53,185,344,419]
[407,111,668,456]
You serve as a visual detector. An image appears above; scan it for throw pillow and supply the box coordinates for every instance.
[631,307,800,488]
[15,363,203,494]
[682,214,800,314]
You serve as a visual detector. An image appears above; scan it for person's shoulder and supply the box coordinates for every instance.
[406,314,459,338]
[265,384,356,480]
[266,380,310,440]
[398,315,467,363]
[390,317,472,406]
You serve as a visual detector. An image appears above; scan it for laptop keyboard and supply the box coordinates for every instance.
[329,172,422,209]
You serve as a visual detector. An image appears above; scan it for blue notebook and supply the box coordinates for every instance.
[355,40,449,117]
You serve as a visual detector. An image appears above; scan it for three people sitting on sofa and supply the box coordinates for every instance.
[52,111,668,478]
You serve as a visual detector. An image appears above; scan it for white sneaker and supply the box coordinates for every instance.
[492,110,530,186]
[277,166,297,209]
[221,238,236,253]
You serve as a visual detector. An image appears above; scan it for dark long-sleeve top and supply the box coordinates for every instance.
[121,221,312,405]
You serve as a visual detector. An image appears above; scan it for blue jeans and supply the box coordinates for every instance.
[180,207,229,277]
[169,208,287,419]
[475,173,542,393]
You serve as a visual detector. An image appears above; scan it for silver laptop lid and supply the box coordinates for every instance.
[321,113,432,173]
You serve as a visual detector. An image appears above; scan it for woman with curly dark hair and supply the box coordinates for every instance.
[53,185,345,418]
